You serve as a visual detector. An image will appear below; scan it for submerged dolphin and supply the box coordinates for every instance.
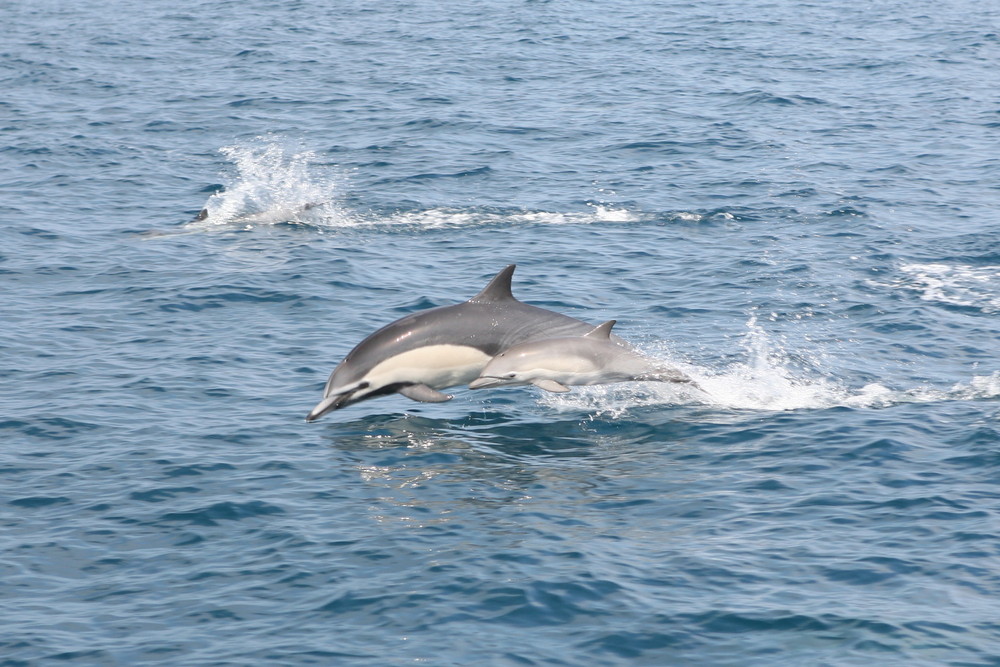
[468,320,697,393]
[306,265,615,421]
[191,202,324,225]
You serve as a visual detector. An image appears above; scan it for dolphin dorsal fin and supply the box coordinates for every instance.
[468,264,517,303]
[584,320,617,339]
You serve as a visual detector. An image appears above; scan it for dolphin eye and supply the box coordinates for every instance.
[358,382,370,389]
[505,372,516,378]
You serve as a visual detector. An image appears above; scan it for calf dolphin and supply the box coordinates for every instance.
[468,320,696,393]
[306,265,615,421]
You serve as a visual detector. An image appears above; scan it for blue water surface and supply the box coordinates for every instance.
[3,0,1000,664]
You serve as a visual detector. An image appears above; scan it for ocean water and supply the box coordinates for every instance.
[3,0,1000,664]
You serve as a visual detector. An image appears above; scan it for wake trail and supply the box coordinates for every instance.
[184,137,713,232]
[542,317,1000,416]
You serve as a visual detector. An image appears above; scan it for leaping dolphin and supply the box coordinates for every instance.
[468,320,697,393]
[306,265,617,421]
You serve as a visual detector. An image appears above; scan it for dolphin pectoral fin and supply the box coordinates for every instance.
[398,384,454,403]
[532,379,570,393]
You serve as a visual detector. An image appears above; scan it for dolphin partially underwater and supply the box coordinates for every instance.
[191,202,324,226]
[469,320,697,393]
[306,265,621,421]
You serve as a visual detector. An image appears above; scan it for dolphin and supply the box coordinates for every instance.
[191,202,324,225]
[306,265,618,421]
[468,320,697,393]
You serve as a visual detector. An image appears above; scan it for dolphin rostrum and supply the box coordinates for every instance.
[468,320,697,393]
[306,265,616,421]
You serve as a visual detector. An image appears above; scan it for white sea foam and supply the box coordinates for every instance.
[382,205,640,230]
[889,262,1000,313]
[541,317,1000,417]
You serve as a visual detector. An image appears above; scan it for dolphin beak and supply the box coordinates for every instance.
[305,395,341,422]
[305,390,359,422]
[306,379,372,422]
[468,376,505,390]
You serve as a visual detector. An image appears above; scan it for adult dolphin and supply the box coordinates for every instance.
[306,265,615,421]
[469,320,698,393]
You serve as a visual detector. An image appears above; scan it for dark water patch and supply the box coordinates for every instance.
[839,437,915,463]
[724,90,831,108]
[17,227,60,240]
[454,579,624,629]
[8,496,72,508]
[17,418,103,441]
[157,500,285,527]
[579,630,687,659]
[696,610,832,633]
[248,647,378,662]
[611,138,712,154]
[947,426,1000,448]
[44,649,111,663]
[160,462,237,478]
[315,590,433,618]
[388,295,442,314]
[129,486,201,503]
[396,166,493,182]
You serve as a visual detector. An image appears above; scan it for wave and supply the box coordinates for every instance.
[541,317,1000,416]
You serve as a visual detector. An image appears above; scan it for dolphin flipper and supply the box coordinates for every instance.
[532,379,571,393]
[398,384,454,403]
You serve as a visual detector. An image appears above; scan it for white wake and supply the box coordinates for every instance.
[541,317,1000,417]
[185,137,717,232]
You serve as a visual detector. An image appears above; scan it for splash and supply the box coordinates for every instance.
[185,140,691,231]
[541,317,1000,417]
[189,138,347,229]
[691,316,857,411]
